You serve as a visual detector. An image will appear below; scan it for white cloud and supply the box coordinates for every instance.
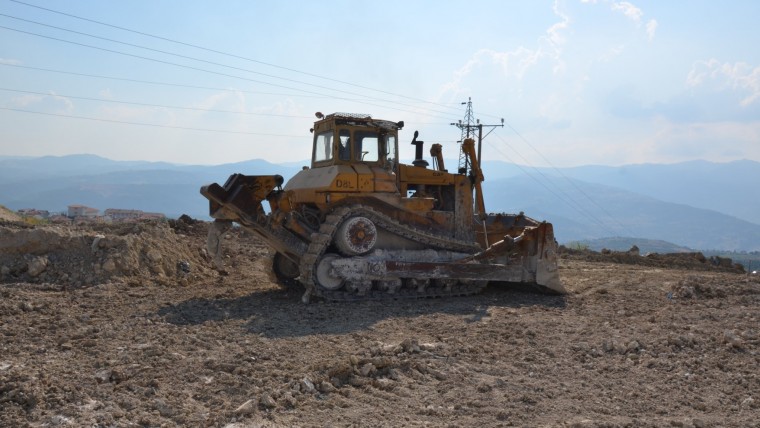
[0,58,22,65]
[611,1,643,23]
[191,90,246,113]
[599,45,625,62]
[547,0,571,48]
[11,94,44,107]
[49,92,75,113]
[687,59,760,106]
[581,0,654,40]
[545,0,571,74]
[646,19,658,41]
[441,0,570,99]
[99,104,170,123]
[11,91,74,113]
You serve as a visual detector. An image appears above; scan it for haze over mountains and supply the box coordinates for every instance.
[1,155,758,252]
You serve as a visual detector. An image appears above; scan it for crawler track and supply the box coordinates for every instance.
[298,205,486,302]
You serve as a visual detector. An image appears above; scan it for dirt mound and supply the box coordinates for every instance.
[0,205,22,223]
[560,246,745,272]
[0,218,252,287]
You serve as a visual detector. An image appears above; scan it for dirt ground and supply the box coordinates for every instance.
[1,220,758,427]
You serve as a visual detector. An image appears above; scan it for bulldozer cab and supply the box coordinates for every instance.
[311,113,401,172]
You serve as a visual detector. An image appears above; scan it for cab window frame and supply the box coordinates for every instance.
[312,130,335,164]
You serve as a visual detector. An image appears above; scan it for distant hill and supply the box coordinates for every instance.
[0,155,301,218]
[564,237,693,254]
[1,154,759,252]
[479,159,760,225]
[483,174,760,251]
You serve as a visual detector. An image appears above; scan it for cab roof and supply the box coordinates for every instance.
[317,112,403,131]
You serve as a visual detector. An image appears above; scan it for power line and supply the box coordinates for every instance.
[0,63,337,99]
[2,13,449,114]
[0,107,303,137]
[487,133,624,237]
[0,87,315,118]
[9,0,465,114]
[500,120,635,236]
[0,24,458,121]
[0,65,452,125]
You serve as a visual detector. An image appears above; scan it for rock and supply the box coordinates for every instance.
[102,258,117,273]
[628,245,640,256]
[146,249,162,263]
[626,340,641,353]
[299,377,316,394]
[177,260,191,274]
[693,419,706,428]
[1,265,9,277]
[372,378,395,391]
[27,256,49,277]
[94,369,112,384]
[280,392,297,408]
[91,235,106,253]
[154,399,174,417]
[722,330,743,348]
[48,415,73,426]
[400,338,420,353]
[234,399,256,415]
[603,339,626,354]
[348,375,368,387]
[681,286,695,298]
[260,393,277,409]
[178,214,195,224]
[318,380,337,393]
[359,363,375,377]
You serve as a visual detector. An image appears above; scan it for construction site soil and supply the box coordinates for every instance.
[1,219,758,427]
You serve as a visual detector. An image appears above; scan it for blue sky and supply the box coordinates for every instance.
[1,0,759,166]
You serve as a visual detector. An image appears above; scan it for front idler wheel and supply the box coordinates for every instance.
[315,253,345,291]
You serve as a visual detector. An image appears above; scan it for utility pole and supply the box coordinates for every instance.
[450,98,504,175]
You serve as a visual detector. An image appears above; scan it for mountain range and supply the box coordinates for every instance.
[1,155,758,252]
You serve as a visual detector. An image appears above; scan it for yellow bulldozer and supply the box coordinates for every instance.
[201,112,564,302]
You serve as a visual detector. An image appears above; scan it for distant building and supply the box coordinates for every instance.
[18,208,50,219]
[49,214,71,224]
[103,208,142,221]
[104,208,166,222]
[67,205,99,218]
[139,212,166,220]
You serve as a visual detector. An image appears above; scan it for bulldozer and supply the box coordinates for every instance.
[201,112,564,302]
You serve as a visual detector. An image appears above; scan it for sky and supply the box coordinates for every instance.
[1,0,759,167]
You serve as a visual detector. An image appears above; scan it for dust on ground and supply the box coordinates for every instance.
[1,219,758,427]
